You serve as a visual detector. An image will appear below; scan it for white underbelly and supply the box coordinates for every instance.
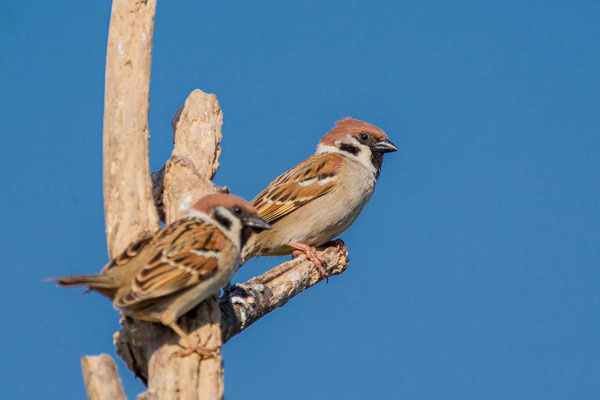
[261,165,376,252]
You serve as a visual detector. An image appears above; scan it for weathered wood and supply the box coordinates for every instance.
[93,1,159,398]
[150,90,228,223]
[162,90,226,224]
[103,0,159,258]
[116,243,349,383]
[81,354,127,400]
[151,89,225,400]
[116,90,225,399]
[221,245,349,343]
[96,2,352,399]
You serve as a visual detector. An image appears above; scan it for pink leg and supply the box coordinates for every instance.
[288,241,329,284]
[169,322,220,359]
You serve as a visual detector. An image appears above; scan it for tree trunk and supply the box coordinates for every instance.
[81,1,350,399]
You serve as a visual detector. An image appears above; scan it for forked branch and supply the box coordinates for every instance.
[88,1,351,399]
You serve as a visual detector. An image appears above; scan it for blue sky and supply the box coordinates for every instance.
[1,1,599,398]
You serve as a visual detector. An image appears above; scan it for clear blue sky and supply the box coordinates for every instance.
[1,1,598,398]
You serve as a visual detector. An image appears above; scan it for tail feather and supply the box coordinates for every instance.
[48,274,118,300]
[49,274,115,289]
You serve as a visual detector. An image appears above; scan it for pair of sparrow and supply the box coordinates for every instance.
[53,118,398,357]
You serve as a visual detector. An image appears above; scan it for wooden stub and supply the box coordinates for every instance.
[116,89,226,399]
[162,90,225,224]
[81,354,126,400]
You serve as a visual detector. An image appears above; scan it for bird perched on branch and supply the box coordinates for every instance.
[51,194,271,357]
[243,118,397,280]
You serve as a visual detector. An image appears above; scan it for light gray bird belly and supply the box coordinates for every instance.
[256,163,376,256]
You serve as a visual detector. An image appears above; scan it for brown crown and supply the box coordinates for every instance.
[191,193,260,217]
[319,117,388,146]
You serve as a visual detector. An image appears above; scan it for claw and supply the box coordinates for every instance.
[329,238,348,256]
[288,241,330,284]
[168,322,221,359]
[176,345,220,359]
[292,249,302,259]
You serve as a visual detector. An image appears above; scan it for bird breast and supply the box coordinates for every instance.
[254,160,377,255]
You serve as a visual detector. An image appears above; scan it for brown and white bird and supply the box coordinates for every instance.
[243,118,397,279]
[51,194,270,357]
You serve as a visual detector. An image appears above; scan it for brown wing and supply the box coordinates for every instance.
[102,235,153,273]
[114,219,227,308]
[252,153,343,223]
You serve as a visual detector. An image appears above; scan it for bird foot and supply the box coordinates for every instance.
[176,344,220,359]
[289,242,329,284]
[168,321,220,359]
[328,238,348,256]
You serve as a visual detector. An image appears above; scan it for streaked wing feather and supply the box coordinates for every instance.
[114,219,226,308]
[252,153,343,223]
[102,235,153,273]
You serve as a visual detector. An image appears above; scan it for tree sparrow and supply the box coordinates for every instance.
[243,118,397,279]
[51,194,271,357]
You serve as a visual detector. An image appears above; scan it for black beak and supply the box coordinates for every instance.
[373,139,398,153]
[245,215,272,231]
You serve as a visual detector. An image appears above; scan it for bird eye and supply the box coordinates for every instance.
[360,133,368,141]
[233,206,242,215]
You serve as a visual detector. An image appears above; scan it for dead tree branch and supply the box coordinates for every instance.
[161,90,226,224]
[116,244,349,383]
[91,1,351,399]
[103,0,159,258]
[221,245,349,343]
[115,89,225,399]
[150,92,228,223]
[93,0,159,397]
[81,355,127,400]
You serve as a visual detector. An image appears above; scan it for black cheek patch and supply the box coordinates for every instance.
[213,210,232,230]
[339,143,360,155]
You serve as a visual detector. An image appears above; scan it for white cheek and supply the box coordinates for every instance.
[215,207,243,248]
[316,144,338,154]
[346,138,375,172]
[356,147,374,171]
[319,137,376,175]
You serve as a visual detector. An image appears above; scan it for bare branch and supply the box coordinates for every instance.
[116,89,225,399]
[81,355,127,400]
[115,243,349,382]
[150,90,228,223]
[91,0,158,397]
[98,4,351,398]
[103,0,159,258]
[221,245,350,343]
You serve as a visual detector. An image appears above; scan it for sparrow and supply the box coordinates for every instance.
[51,193,271,357]
[243,118,397,280]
